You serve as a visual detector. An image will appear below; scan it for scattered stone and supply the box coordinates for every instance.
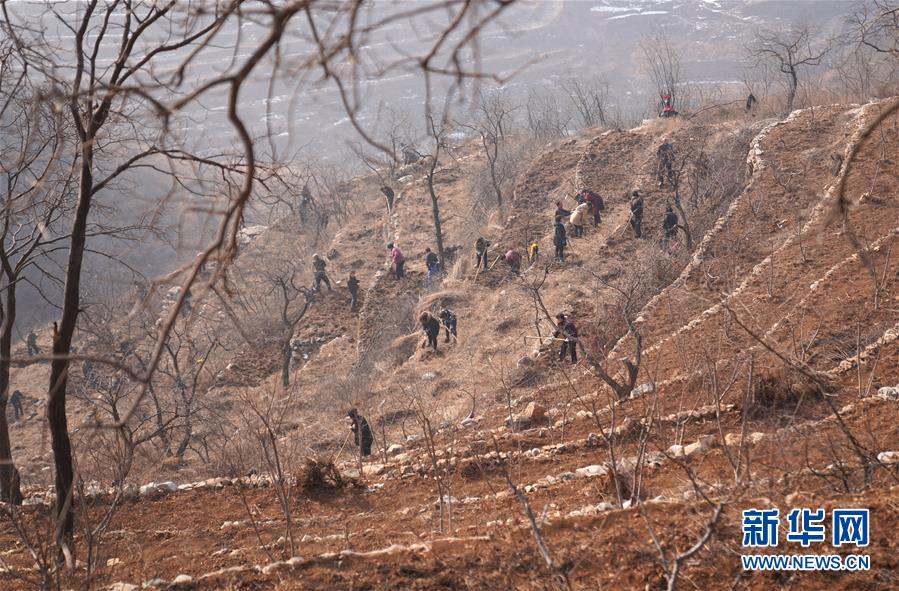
[748,432,766,445]
[631,383,655,397]
[386,443,405,456]
[877,451,899,465]
[105,583,137,591]
[875,386,899,401]
[667,444,686,458]
[106,557,122,567]
[523,401,547,423]
[158,481,178,493]
[143,579,167,589]
[362,464,386,477]
[171,574,193,587]
[575,465,608,479]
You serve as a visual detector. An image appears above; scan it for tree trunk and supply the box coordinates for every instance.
[0,288,23,504]
[281,340,292,388]
[426,165,447,272]
[672,190,694,249]
[485,137,503,212]
[48,141,95,552]
[787,67,798,113]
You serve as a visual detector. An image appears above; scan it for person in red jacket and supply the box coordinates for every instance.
[581,189,605,226]
[504,249,522,274]
[553,313,579,363]
[387,242,405,279]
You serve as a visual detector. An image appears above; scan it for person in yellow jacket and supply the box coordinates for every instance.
[528,239,539,263]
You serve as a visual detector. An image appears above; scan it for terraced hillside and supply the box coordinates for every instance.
[2,99,898,590]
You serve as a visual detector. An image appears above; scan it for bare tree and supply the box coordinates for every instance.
[749,26,830,113]
[561,77,611,129]
[0,0,525,564]
[268,265,312,388]
[461,89,518,214]
[850,0,899,56]
[641,32,683,112]
[0,40,77,505]
[525,88,573,141]
[423,116,451,271]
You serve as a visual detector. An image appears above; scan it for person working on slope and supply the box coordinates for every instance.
[420,311,441,351]
[581,189,605,226]
[629,190,644,238]
[347,271,360,312]
[439,308,457,343]
[312,253,332,292]
[387,243,405,279]
[663,205,679,246]
[347,408,374,457]
[553,219,567,262]
[553,313,579,363]
[474,237,491,271]
[425,247,439,286]
[528,239,539,264]
[505,249,522,274]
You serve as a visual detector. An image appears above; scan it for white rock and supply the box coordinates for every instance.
[877,451,899,465]
[172,574,193,585]
[105,583,137,591]
[106,558,122,567]
[158,481,178,493]
[386,444,405,456]
[362,464,386,477]
[748,432,766,445]
[875,386,899,401]
[667,444,686,458]
[575,465,608,479]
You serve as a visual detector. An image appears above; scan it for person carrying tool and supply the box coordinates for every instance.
[554,219,567,261]
[420,311,441,351]
[505,249,522,274]
[629,190,644,238]
[474,237,491,270]
[439,308,457,342]
[347,271,360,311]
[387,243,405,279]
[312,254,332,292]
[553,313,579,363]
[347,408,374,457]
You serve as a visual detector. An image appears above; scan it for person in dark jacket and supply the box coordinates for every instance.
[347,408,374,457]
[553,220,567,261]
[9,390,23,422]
[425,247,439,286]
[26,331,39,356]
[629,190,644,238]
[553,313,578,363]
[381,185,395,211]
[657,140,675,187]
[745,92,757,113]
[347,271,360,311]
[474,237,490,270]
[663,205,679,244]
[554,201,570,222]
[312,254,332,292]
[420,311,441,351]
[439,308,457,342]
